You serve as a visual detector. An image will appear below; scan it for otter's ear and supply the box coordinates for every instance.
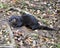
[20,11,26,15]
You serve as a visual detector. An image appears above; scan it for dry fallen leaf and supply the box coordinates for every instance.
[12,0,16,3]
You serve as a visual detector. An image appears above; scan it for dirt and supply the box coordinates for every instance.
[0,0,60,48]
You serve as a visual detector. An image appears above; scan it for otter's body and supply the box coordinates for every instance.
[22,14,40,30]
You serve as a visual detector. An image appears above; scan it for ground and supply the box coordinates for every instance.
[0,0,60,48]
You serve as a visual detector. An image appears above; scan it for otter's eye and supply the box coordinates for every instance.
[11,19,16,23]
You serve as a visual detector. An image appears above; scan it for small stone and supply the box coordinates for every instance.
[49,6,52,9]
[4,35,7,38]
[49,25,53,28]
[19,40,23,45]
[37,10,40,14]
[16,30,19,32]
[32,40,36,46]
[14,37,17,40]
[48,4,51,6]
[18,38,21,41]
[25,1,30,4]
[0,32,2,35]
[2,25,7,29]
[7,41,10,44]
[50,46,53,48]
[43,2,47,4]
[34,0,39,2]
[41,45,47,48]
[6,38,9,40]
[34,30,38,32]
[43,13,46,16]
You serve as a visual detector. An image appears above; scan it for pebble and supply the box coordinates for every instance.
[0,32,2,35]
[7,41,10,44]
[32,40,36,46]
[41,45,47,48]
[19,40,23,46]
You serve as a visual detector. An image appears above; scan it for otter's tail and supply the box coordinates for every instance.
[38,25,58,31]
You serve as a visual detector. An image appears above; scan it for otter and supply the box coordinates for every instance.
[9,14,57,30]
